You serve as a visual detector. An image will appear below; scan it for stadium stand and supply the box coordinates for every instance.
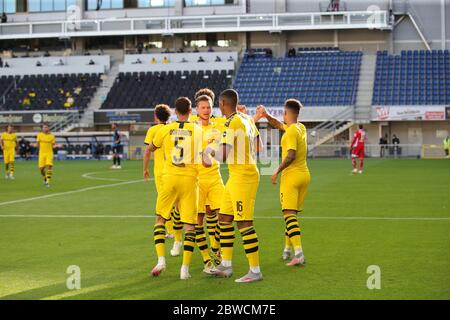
[0,75,15,97]
[235,50,362,107]
[0,73,102,111]
[297,47,340,52]
[373,50,450,105]
[101,70,232,109]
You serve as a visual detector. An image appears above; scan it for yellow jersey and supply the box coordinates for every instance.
[152,121,202,178]
[37,132,55,154]
[195,119,224,179]
[144,124,166,178]
[221,112,259,180]
[1,132,17,150]
[281,123,309,175]
[190,114,227,130]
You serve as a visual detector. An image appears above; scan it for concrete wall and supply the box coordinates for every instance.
[351,121,450,146]
[119,61,234,73]
[0,55,110,76]
[123,52,238,64]
[3,55,110,70]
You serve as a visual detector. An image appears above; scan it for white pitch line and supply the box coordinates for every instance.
[81,171,129,182]
[0,214,449,221]
[0,179,144,207]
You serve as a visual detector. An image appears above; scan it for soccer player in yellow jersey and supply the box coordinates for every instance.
[255,100,310,266]
[192,94,226,272]
[36,124,55,187]
[1,125,17,179]
[203,89,263,283]
[143,104,175,240]
[148,97,203,280]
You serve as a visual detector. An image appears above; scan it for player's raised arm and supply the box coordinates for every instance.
[253,105,266,123]
[258,105,285,131]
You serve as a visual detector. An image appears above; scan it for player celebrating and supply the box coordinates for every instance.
[255,101,310,266]
[203,89,263,283]
[350,124,366,174]
[148,97,203,280]
[111,123,123,169]
[36,124,55,187]
[193,94,225,272]
[1,125,18,179]
[143,104,175,239]
[192,88,226,260]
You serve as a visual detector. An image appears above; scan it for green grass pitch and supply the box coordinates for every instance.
[0,159,449,300]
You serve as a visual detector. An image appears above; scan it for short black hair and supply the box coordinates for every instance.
[195,95,213,107]
[42,123,49,128]
[154,104,171,123]
[219,89,239,107]
[175,97,192,115]
[359,124,363,129]
[285,99,302,114]
[195,88,215,103]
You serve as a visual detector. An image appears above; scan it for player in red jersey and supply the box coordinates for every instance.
[350,124,366,174]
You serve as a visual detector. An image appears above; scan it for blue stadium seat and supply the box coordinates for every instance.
[372,50,450,105]
[234,49,362,107]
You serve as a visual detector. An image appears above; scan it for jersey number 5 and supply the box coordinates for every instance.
[172,137,185,166]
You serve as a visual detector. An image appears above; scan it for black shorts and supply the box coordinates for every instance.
[112,145,123,154]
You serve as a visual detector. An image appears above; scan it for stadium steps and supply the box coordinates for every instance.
[354,53,376,124]
[311,121,354,148]
[73,59,122,129]
[309,107,354,149]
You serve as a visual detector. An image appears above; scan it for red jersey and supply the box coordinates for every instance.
[351,129,365,149]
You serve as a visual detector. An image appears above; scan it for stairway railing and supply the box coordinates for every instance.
[49,112,80,132]
[309,107,354,148]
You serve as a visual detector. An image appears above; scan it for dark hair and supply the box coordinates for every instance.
[175,97,192,115]
[42,123,49,128]
[285,99,302,114]
[195,88,215,103]
[195,95,213,107]
[219,89,239,108]
[154,104,171,123]
[359,124,363,129]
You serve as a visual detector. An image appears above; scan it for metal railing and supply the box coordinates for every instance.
[0,78,16,107]
[308,143,424,159]
[0,11,391,40]
[309,107,354,147]
[49,112,80,132]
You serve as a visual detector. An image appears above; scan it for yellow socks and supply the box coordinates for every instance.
[206,213,219,250]
[153,223,166,259]
[46,169,52,184]
[171,207,183,242]
[182,230,196,267]
[195,225,211,264]
[284,213,302,253]
[9,162,14,176]
[219,222,234,262]
[239,226,260,271]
